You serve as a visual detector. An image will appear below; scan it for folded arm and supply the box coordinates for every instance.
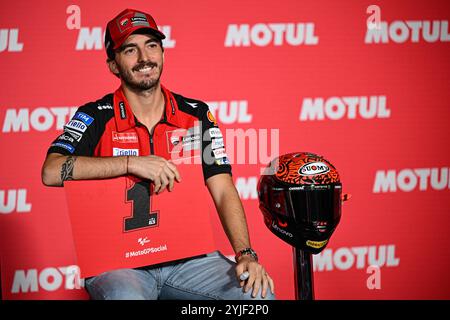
[41,153,180,193]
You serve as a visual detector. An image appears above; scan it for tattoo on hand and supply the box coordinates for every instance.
[61,156,77,184]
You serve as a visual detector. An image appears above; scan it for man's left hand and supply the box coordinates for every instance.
[235,255,275,298]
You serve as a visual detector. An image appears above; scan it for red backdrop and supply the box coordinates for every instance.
[1,0,449,300]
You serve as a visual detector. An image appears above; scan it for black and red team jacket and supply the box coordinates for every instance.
[47,85,231,182]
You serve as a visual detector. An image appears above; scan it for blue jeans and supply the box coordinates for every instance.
[84,251,275,300]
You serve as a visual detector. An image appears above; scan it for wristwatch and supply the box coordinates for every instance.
[235,248,258,262]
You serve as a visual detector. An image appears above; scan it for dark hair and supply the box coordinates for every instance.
[106,29,164,60]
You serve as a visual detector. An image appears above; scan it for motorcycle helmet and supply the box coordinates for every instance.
[258,152,346,254]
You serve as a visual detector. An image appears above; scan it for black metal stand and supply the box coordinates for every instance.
[293,247,314,300]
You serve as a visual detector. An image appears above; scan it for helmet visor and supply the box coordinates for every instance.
[287,184,342,232]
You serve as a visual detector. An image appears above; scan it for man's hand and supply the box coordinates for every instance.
[128,155,181,193]
[235,255,275,298]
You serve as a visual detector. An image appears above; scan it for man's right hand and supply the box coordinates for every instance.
[128,155,181,193]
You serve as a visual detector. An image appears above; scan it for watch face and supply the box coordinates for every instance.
[238,248,258,261]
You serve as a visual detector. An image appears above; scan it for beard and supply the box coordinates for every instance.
[117,61,163,92]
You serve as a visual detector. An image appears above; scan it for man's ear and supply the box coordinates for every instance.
[107,58,120,77]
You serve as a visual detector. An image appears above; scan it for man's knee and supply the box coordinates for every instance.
[240,288,276,301]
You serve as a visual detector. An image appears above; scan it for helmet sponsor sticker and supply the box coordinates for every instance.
[299,161,330,176]
[271,220,293,238]
[306,239,328,249]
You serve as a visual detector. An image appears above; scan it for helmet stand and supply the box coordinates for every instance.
[293,247,314,300]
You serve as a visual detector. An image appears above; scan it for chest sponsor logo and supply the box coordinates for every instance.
[73,112,94,125]
[113,148,139,156]
[166,127,201,154]
[112,132,138,143]
[65,120,87,133]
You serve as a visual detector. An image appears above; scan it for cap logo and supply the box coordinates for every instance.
[117,13,134,33]
[131,13,150,27]
[299,161,330,176]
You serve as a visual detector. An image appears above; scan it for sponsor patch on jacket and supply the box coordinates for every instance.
[113,148,139,156]
[65,120,88,133]
[208,127,223,138]
[207,111,217,126]
[51,142,75,153]
[211,138,224,150]
[119,102,127,119]
[213,148,228,159]
[64,128,83,142]
[57,133,75,144]
[97,104,113,110]
[215,157,230,165]
[73,112,94,125]
[112,132,138,144]
[166,127,201,153]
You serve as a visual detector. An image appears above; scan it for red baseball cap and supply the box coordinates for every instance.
[105,8,166,59]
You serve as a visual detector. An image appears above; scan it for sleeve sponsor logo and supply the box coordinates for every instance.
[51,142,75,153]
[185,101,198,108]
[73,112,94,125]
[299,162,330,176]
[213,147,228,159]
[208,127,223,138]
[215,157,230,165]
[211,137,224,150]
[65,120,87,133]
[64,128,83,142]
[97,104,113,110]
[206,110,217,126]
[112,148,139,156]
[112,132,138,143]
[57,133,75,144]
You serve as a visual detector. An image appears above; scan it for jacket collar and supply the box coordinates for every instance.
[113,84,181,132]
